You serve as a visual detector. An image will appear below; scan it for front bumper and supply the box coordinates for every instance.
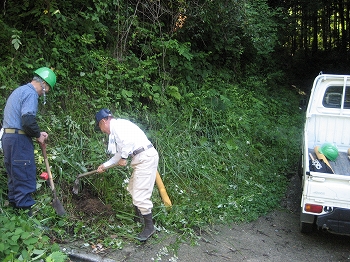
[316,207,350,235]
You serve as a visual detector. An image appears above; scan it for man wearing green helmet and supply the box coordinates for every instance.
[1,67,56,216]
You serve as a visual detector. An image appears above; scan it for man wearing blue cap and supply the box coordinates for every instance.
[95,108,159,241]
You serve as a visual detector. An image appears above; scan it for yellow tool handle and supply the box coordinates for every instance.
[156,171,172,208]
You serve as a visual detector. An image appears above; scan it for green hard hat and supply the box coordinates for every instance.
[34,67,57,88]
[319,143,339,161]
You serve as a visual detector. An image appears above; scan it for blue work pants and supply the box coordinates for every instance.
[2,133,36,208]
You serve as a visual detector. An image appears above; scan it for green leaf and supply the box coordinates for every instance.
[11,235,20,242]
[21,249,29,260]
[14,228,24,235]
[167,86,181,100]
[23,237,38,245]
[21,232,31,240]
[33,249,45,255]
[46,251,68,262]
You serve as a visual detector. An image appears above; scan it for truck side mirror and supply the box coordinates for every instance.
[299,98,307,111]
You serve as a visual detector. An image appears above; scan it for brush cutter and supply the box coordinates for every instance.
[40,143,66,216]
[309,152,333,174]
[72,163,119,194]
[72,165,172,207]
[314,146,335,173]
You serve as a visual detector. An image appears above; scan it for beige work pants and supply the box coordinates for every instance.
[128,147,159,215]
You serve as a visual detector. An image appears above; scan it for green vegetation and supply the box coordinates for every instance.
[0,208,67,262]
[1,0,341,260]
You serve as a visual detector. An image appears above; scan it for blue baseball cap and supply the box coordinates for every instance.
[95,108,113,131]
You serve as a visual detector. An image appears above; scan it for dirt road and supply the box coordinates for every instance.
[66,174,350,262]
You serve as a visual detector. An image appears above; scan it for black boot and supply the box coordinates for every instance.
[133,205,144,224]
[17,206,33,217]
[136,213,155,241]
[9,202,16,208]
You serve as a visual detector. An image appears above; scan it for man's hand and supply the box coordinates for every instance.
[37,132,48,144]
[118,158,127,166]
[97,164,105,173]
[97,158,126,174]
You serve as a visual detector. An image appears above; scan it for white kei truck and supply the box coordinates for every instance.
[300,73,350,235]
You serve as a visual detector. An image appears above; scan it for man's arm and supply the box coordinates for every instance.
[22,114,40,138]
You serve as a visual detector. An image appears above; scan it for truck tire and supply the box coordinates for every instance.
[300,221,314,233]
[300,207,314,233]
[297,153,303,179]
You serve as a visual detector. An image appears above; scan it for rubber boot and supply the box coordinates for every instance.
[133,205,144,224]
[17,206,33,217]
[136,213,155,241]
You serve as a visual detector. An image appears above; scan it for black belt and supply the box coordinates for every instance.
[4,128,26,135]
[132,144,153,156]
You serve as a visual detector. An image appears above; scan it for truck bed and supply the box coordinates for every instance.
[309,148,350,176]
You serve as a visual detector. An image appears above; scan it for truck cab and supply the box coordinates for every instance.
[300,73,350,234]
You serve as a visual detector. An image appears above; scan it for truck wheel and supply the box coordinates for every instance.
[300,207,315,233]
[297,153,303,179]
[300,221,313,233]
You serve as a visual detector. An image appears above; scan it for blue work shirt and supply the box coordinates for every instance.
[3,83,38,130]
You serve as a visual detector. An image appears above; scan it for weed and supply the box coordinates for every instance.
[0,208,67,261]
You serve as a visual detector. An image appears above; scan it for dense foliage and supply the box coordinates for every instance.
[0,0,335,260]
[0,211,67,262]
